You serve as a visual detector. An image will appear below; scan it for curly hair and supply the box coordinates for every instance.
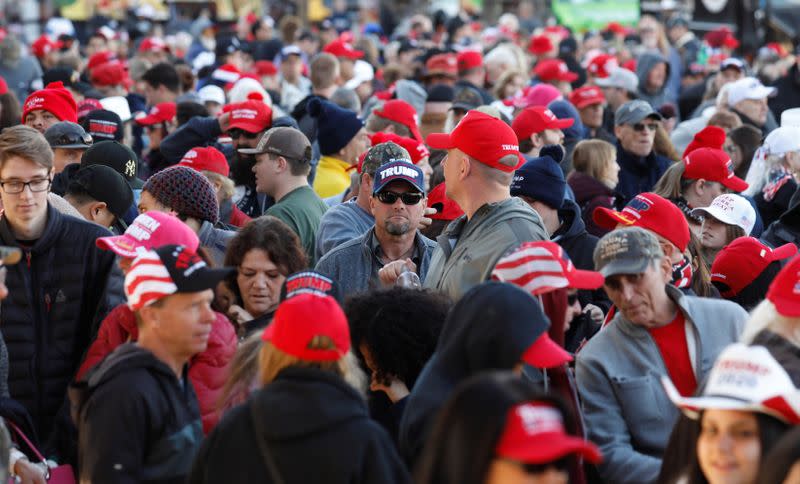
[223,216,308,305]
[345,287,450,388]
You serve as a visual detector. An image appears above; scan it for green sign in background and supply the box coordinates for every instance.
[552,0,640,31]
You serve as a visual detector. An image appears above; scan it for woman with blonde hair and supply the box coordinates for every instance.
[744,126,800,227]
[189,293,408,483]
[567,139,621,237]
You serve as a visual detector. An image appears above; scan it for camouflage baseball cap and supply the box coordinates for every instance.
[593,227,664,278]
[362,141,411,178]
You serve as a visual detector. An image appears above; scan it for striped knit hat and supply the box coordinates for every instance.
[125,245,233,311]
[143,166,220,224]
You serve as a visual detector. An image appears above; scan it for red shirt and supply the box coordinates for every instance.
[649,312,697,397]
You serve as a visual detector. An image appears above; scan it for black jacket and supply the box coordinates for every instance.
[756,179,798,229]
[762,184,800,249]
[398,282,551,466]
[615,143,673,204]
[188,367,409,484]
[70,344,203,484]
[0,205,123,446]
[769,64,800,122]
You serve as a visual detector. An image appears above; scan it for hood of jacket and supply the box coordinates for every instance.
[553,198,587,242]
[446,197,547,242]
[636,51,670,96]
[252,367,367,441]
[548,100,585,142]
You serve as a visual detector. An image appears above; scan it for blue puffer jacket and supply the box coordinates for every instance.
[0,204,123,449]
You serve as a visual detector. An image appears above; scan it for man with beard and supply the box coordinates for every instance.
[316,159,436,295]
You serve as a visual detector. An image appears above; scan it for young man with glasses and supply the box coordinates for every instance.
[315,159,435,295]
[0,126,124,459]
[613,100,672,203]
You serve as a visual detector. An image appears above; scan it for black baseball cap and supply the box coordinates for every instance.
[450,86,483,112]
[280,270,343,304]
[82,109,124,142]
[44,122,93,149]
[80,140,144,190]
[43,67,93,95]
[68,165,134,223]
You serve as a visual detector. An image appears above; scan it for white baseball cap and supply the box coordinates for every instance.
[198,85,226,106]
[595,67,639,94]
[726,77,777,108]
[762,126,800,157]
[344,60,375,90]
[662,344,800,424]
[692,193,756,235]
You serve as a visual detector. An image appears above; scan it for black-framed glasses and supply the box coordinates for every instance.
[375,191,424,205]
[0,178,51,194]
[632,122,659,133]
[227,128,260,140]
[53,132,93,148]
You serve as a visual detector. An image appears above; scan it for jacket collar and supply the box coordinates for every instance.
[0,203,63,254]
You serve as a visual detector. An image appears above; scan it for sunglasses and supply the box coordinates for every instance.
[227,128,260,140]
[53,132,93,147]
[632,122,659,133]
[375,191,424,205]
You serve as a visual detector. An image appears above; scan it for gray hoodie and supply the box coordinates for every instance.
[423,197,548,301]
[636,52,672,110]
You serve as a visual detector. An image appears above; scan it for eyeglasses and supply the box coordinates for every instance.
[0,178,51,194]
[227,128,260,140]
[375,191,424,205]
[52,132,93,148]
[632,122,659,133]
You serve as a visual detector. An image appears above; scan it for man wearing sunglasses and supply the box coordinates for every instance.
[316,158,436,295]
[43,121,93,174]
[613,100,672,204]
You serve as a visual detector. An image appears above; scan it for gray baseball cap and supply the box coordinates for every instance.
[593,227,664,278]
[614,100,664,126]
[44,122,93,149]
[238,127,312,162]
[595,67,639,94]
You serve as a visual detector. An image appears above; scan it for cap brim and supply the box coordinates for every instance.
[522,333,573,368]
[0,247,22,265]
[450,102,479,111]
[567,268,606,290]
[134,115,159,126]
[692,206,737,226]
[51,143,91,149]
[426,132,456,150]
[769,243,798,262]
[721,176,749,192]
[550,118,575,130]
[592,206,635,231]
[594,77,614,87]
[559,72,579,82]
[238,147,267,155]
[506,435,603,465]
[96,234,144,259]
[178,267,235,293]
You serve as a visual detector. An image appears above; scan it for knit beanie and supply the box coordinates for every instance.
[142,166,219,224]
[682,126,726,158]
[22,81,78,123]
[510,145,567,209]
[308,98,364,156]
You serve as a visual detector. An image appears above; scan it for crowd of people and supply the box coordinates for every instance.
[0,3,799,484]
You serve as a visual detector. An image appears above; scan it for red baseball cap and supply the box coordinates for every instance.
[457,50,482,71]
[254,60,278,77]
[0,76,8,96]
[492,241,605,295]
[139,36,169,53]
[605,22,627,35]
[424,53,458,78]
[373,100,423,143]
[593,192,691,252]
[682,148,748,193]
[91,62,130,87]
[521,332,573,368]
[533,59,578,83]
[512,106,574,142]
[767,255,800,317]
[427,110,524,172]
[427,183,464,220]
[31,35,57,58]
[711,237,797,297]
[262,293,350,361]
[223,99,272,133]
[528,35,555,55]
[135,102,177,126]
[178,146,230,177]
[370,132,429,165]
[586,54,619,78]
[496,402,602,465]
[682,126,726,158]
[323,39,364,60]
[568,86,606,109]
[87,51,119,71]
[97,211,200,259]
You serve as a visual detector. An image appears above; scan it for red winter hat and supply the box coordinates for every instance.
[254,60,278,77]
[91,62,129,87]
[323,39,364,59]
[587,54,619,78]
[593,192,691,252]
[512,106,574,142]
[370,132,429,164]
[178,146,230,177]
[682,126,726,158]
[262,293,350,361]
[767,255,800,317]
[682,147,748,192]
[135,102,177,126]
[427,110,524,172]
[373,99,423,143]
[496,402,602,465]
[533,59,578,83]
[87,51,119,71]
[426,183,463,220]
[223,99,272,133]
[0,76,7,96]
[529,34,555,55]
[425,53,458,78]
[138,36,169,53]
[711,237,797,297]
[31,35,58,58]
[22,82,78,123]
[457,50,483,71]
[569,86,606,109]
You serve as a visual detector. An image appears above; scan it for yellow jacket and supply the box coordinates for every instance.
[313,156,352,199]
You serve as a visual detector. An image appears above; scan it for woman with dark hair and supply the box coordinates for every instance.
[415,371,601,484]
[757,426,800,484]
[223,216,308,336]
[692,194,756,266]
[0,79,21,131]
[725,125,762,179]
[662,344,795,484]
